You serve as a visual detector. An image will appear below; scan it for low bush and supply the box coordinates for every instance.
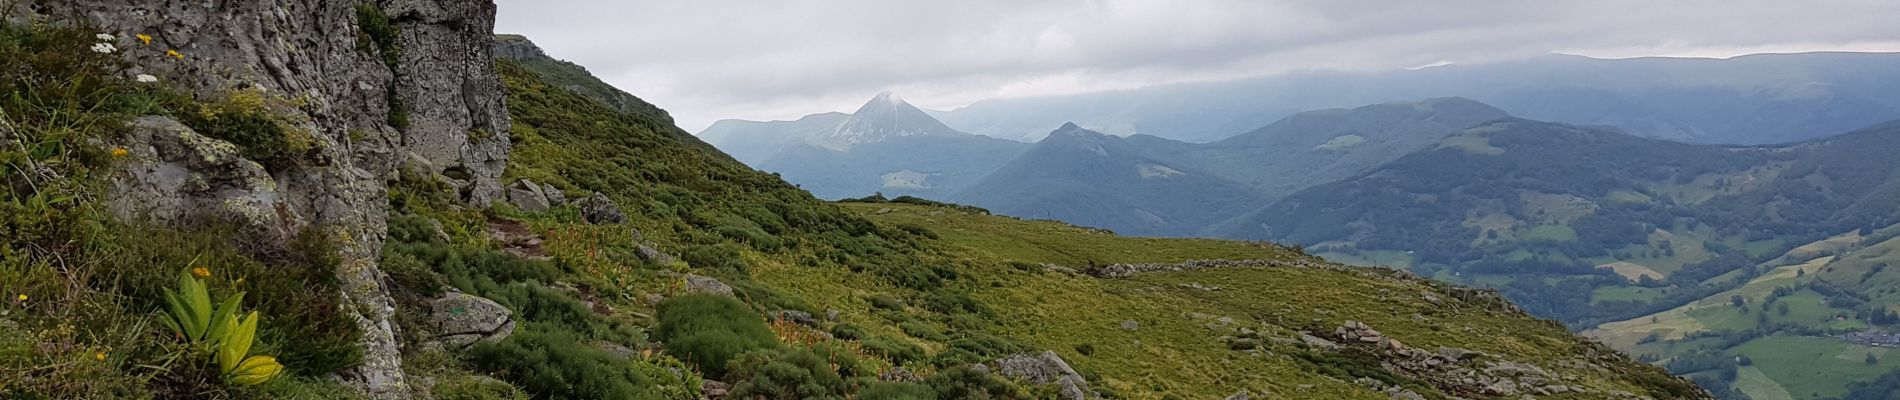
[467,323,681,400]
[681,244,749,275]
[926,365,1024,400]
[861,336,926,364]
[724,344,872,399]
[858,382,937,400]
[654,294,778,378]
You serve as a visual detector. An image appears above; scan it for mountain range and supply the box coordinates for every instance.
[704,92,1028,200]
[931,52,1900,145]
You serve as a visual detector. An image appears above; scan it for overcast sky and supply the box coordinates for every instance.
[494,0,1900,133]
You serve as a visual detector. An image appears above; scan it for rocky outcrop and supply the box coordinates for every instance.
[108,117,284,243]
[986,351,1094,400]
[428,292,516,348]
[22,0,513,397]
[577,192,626,224]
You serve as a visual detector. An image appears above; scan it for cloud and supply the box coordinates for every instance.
[494,0,1900,132]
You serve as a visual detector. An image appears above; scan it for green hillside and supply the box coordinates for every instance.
[0,22,1704,399]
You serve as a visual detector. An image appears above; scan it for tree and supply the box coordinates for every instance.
[1869,352,1881,366]
[1777,303,1790,316]
[1731,295,1746,308]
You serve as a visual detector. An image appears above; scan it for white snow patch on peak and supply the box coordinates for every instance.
[873,91,904,105]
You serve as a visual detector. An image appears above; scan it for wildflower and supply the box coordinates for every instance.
[91,43,117,54]
[136,34,153,45]
[14,294,23,302]
[110,147,129,157]
[166,49,184,59]
[95,351,107,361]
[191,267,211,277]
[95,33,115,41]
[135,74,158,83]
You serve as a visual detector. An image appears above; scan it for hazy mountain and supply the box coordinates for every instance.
[698,112,848,165]
[1148,97,1511,199]
[738,92,1029,199]
[954,123,1264,236]
[934,52,1900,145]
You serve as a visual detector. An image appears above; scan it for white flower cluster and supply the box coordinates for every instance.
[91,32,117,53]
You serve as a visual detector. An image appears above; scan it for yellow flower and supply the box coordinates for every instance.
[14,294,23,301]
[191,267,211,277]
[136,34,152,45]
[166,49,184,60]
[110,147,129,157]
[94,351,107,361]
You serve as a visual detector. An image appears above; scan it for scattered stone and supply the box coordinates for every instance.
[1299,334,1340,349]
[659,271,734,296]
[880,367,921,382]
[1120,320,1140,331]
[428,293,515,348]
[644,293,665,306]
[701,380,730,399]
[542,186,567,205]
[826,309,841,322]
[635,244,676,265]
[990,351,1094,400]
[577,192,626,224]
[1224,390,1251,400]
[772,310,819,327]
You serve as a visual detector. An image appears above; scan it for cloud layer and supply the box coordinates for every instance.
[494,0,1900,132]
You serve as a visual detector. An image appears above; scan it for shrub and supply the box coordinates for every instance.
[895,223,939,239]
[861,336,926,364]
[923,290,985,315]
[655,294,778,378]
[899,321,948,341]
[926,365,1024,400]
[177,88,315,171]
[682,244,749,275]
[468,323,672,400]
[725,344,872,400]
[829,324,866,340]
[1074,343,1096,356]
[858,382,937,400]
[867,294,905,311]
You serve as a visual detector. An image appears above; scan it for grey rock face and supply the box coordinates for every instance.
[388,0,512,206]
[429,292,515,348]
[109,117,287,245]
[1224,390,1250,400]
[542,185,567,205]
[506,179,550,212]
[991,351,1094,400]
[577,192,626,224]
[28,0,513,398]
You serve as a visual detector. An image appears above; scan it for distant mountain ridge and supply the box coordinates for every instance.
[951,97,1509,236]
[708,92,1029,200]
[953,123,1264,236]
[932,52,1900,145]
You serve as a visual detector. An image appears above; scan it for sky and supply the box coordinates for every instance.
[494,0,1900,133]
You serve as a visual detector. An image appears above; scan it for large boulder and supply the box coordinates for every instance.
[506,179,550,213]
[577,192,626,224]
[428,293,516,349]
[109,117,287,245]
[990,351,1094,400]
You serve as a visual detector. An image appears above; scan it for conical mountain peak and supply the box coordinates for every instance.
[812,92,962,151]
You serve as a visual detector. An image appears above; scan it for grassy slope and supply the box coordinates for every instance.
[843,203,1693,399]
